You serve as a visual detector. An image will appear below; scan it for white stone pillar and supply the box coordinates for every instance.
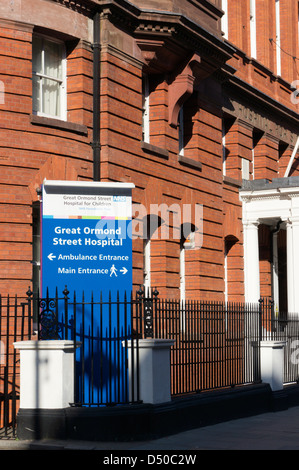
[272,231,279,310]
[14,340,80,409]
[291,217,299,315]
[126,339,175,404]
[286,219,295,314]
[260,340,285,391]
[243,220,260,304]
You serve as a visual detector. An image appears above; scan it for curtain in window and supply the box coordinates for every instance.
[43,40,62,117]
[32,37,63,118]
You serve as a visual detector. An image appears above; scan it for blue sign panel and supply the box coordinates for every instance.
[42,181,134,299]
[41,180,135,405]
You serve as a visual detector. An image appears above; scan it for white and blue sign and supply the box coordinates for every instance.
[41,180,135,405]
[42,180,134,300]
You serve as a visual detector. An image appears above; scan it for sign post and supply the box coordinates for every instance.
[41,180,135,405]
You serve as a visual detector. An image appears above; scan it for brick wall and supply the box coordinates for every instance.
[0,19,93,296]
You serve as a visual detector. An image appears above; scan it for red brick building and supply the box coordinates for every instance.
[0,0,298,309]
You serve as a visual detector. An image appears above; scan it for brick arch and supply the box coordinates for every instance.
[223,205,241,241]
[180,187,203,237]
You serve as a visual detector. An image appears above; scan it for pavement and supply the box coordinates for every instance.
[1,405,299,452]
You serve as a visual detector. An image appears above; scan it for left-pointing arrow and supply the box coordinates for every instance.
[48,253,56,261]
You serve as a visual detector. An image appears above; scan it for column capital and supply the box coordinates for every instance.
[242,219,259,228]
[287,216,299,226]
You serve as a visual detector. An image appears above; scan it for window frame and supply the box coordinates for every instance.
[242,157,250,180]
[142,74,150,143]
[221,0,228,39]
[250,0,257,59]
[275,0,281,76]
[32,34,67,121]
[178,107,185,157]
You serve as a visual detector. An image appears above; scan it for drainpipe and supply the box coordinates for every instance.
[92,11,101,181]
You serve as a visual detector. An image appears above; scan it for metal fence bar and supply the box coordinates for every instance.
[90,291,94,406]
[4,295,10,435]
[99,291,103,405]
[11,296,18,437]
[72,290,78,406]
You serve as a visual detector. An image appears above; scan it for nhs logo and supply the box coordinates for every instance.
[113,196,126,202]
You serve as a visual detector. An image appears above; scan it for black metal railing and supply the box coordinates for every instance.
[34,289,299,399]
[143,295,262,395]
[2,286,299,437]
[0,290,32,437]
[35,287,145,407]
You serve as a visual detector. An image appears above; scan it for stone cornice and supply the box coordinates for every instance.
[49,0,99,15]
[135,10,234,63]
[50,0,235,73]
[222,73,299,134]
[0,18,34,32]
[97,0,235,72]
[240,178,299,204]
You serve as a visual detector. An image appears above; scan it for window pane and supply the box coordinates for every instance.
[42,78,60,117]
[32,35,65,119]
[32,36,43,74]
[44,40,63,80]
[32,75,40,113]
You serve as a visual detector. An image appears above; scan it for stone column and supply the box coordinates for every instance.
[291,217,299,315]
[126,338,175,404]
[243,220,260,304]
[260,341,286,391]
[286,219,294,314]
[14,340,80,409]
[272,230,279,310]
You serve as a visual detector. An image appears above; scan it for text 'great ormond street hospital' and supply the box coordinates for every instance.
[52,225,124,247]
